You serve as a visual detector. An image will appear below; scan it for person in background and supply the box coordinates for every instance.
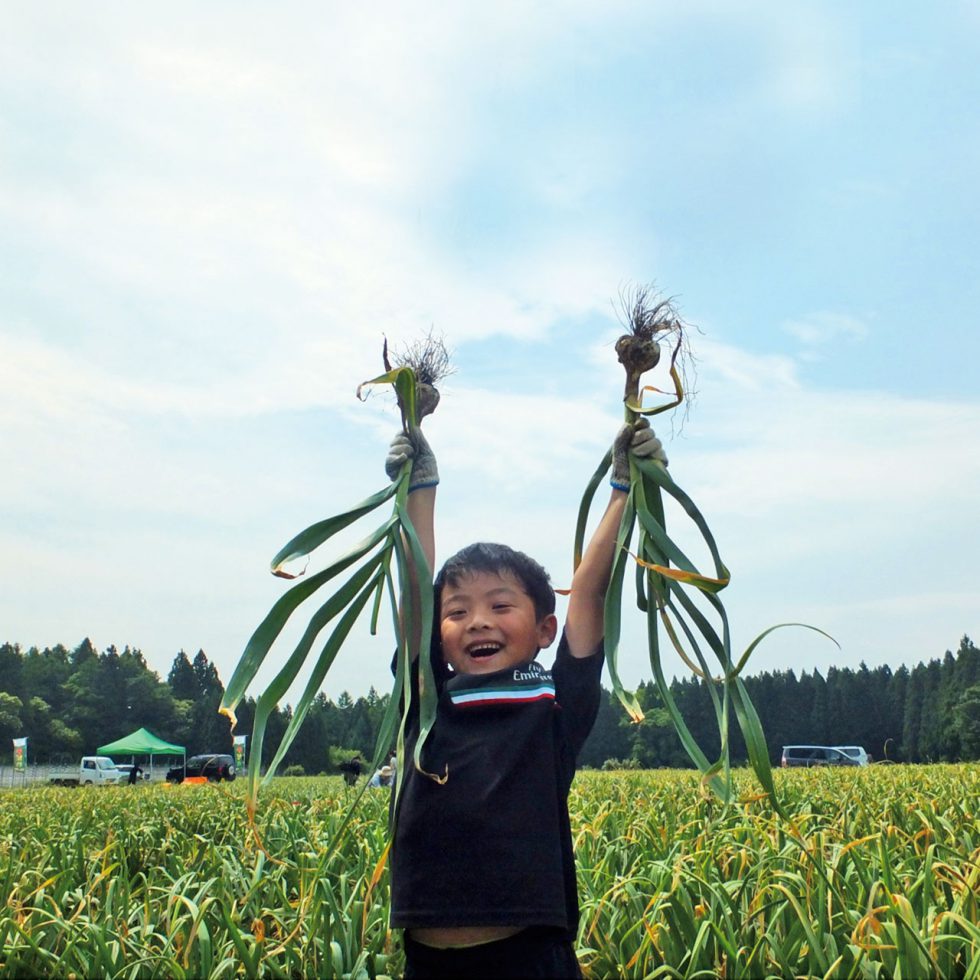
[338,754,364,787]
[369,765,395,788]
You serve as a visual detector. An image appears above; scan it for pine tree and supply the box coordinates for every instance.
[903,666,924,761]
[953,684,980,758]
[188,650,229,753]
[167,651,198,701]
[918,660,945,761]
[806,670,829,745]
[0,643,23,698]
[883,665,908,760]
[70,637,98,668]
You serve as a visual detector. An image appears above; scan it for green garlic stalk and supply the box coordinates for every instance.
[220,336,449,820]
[576,286,834,813]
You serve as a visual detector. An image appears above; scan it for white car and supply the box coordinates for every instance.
[832,745,870,766]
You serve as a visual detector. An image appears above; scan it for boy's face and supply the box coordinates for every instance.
[439,569,557,675]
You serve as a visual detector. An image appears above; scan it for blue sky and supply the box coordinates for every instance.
[2,2,978,705]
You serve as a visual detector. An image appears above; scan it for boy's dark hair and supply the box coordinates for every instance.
[433,542,555,621]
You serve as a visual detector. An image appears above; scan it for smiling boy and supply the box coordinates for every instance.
[385,418,665,979]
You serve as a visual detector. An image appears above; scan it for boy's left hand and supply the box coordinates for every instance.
[385,430,440,492]
[611,418,666,490]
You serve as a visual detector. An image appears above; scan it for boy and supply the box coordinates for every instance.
[385,416,665,979]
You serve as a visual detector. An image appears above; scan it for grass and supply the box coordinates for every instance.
[0,766,977,978]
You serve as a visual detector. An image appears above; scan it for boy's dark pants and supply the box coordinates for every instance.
[403,927,581,979]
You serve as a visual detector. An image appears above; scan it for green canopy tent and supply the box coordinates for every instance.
[97,727,185,781]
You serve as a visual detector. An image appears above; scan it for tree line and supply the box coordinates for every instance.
[579,634,980,767]
[1,635,977,770]
[0,639,388,774]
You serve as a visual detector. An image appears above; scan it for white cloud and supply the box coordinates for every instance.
[782,312,870,347]
[1,2,977,702]
[672,337,980,526]
[693,334,802,395]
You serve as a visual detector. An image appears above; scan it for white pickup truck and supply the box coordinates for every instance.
[49,756,126,786]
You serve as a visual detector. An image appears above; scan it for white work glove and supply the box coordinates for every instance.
[610,417,667,491]
[385,429,439,492]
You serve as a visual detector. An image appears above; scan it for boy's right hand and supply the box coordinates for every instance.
[611,417,666,490]
[385,430,439,492]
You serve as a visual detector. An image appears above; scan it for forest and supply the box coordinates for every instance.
[1,635,978,772]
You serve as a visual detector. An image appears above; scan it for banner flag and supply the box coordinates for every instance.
[233,734,247,772]
[13,737,27,772]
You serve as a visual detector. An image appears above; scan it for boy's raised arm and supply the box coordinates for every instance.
[386,431,438,659]
[565,419,666,659]
[406,484,436,577]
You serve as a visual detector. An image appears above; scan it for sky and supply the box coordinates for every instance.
[2,2,978,709]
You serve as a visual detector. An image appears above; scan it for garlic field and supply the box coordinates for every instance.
[1,766,977,978]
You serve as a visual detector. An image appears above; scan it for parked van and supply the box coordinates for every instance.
[832,745,871,766]
[780,745,860,768]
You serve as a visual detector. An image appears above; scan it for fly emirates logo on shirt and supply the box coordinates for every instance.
[447,660,557,710]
